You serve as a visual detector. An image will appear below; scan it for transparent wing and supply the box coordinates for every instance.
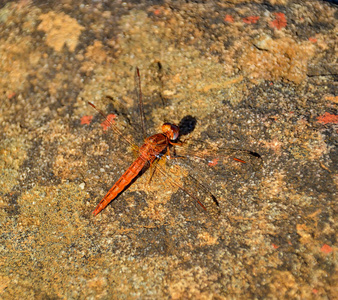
[88,102,140,155]
[150,141,263,218]
[175,140,263,171]
[152,154,221,218]
[134,67,147,139]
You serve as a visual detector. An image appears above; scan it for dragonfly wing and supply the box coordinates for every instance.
[181,169,221,218]
[153,155,221,218]
[134,67,147,139]
[158,142,263,217]
[176,142,263,171]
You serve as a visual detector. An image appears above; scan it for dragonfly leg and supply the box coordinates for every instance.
[165,146,186,160]
[169,141,184,147]
[146,160,158,185]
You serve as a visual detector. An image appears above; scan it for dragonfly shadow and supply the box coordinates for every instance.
[178,115,197,137]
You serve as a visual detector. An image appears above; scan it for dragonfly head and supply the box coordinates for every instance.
[162,123,179,140]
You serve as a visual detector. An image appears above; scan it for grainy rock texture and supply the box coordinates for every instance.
[0,1,337,299]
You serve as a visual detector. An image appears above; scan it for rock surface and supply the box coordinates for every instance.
[0,1,337,299]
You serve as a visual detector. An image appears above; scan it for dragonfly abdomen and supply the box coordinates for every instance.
[93,154,158,215]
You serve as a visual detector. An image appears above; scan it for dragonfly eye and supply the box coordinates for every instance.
[162,123,179,140]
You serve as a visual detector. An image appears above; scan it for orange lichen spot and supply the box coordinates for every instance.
[243,16,260,24]
[208,158,219,167]
[153,8,161,16]
[272,243,279,249]
[80,115,93,125]
[308,37,317,43]
[100,114,117,131]
[269,12,287,30]
[317,113,338,124]
[7,92,16,99]
[224,15,234,23]
[320,244,332,254]
[324,95,338,103]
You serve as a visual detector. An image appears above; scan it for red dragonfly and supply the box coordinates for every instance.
[88,68,261,217]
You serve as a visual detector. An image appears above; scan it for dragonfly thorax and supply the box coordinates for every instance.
[161,123,179,140]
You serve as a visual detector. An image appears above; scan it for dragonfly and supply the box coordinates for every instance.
[88,67,262,217]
